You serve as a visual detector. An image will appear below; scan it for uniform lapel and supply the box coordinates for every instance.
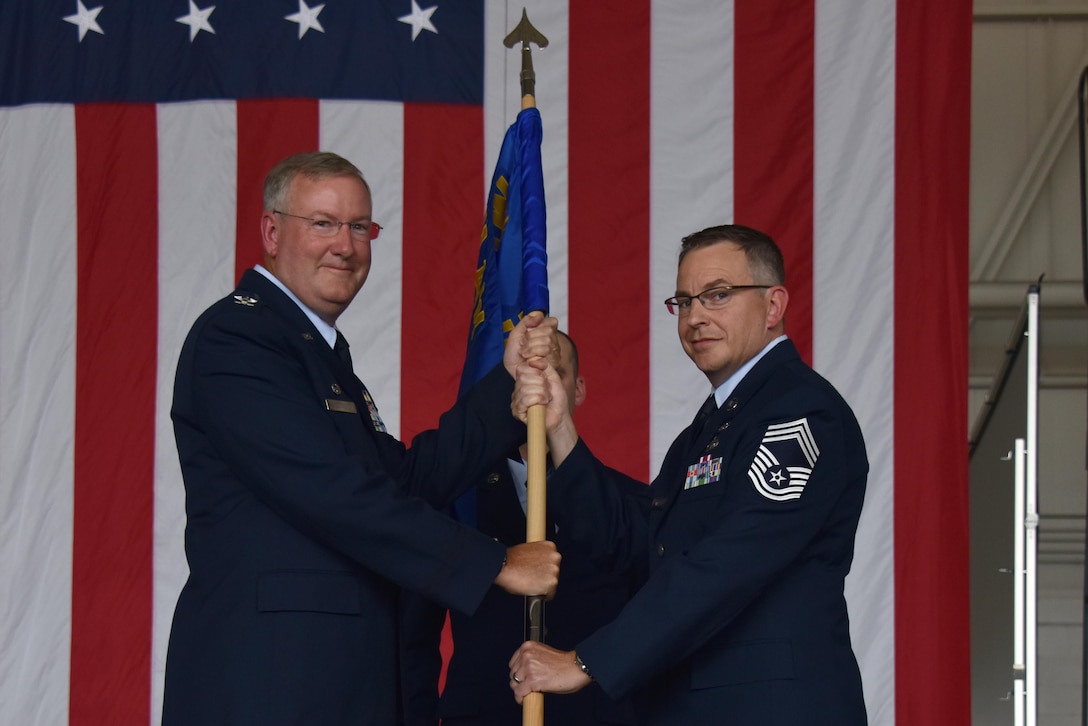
[476,464,528,544]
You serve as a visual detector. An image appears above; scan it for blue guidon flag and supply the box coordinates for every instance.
[452,105,547,528]
[458,106,549,397]
[748,418,820,502]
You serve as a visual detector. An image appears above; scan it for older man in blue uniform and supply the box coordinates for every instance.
[162,151,560,726]
[508,225,868,725]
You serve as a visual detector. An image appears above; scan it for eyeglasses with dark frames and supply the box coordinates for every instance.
[664,284,771,316]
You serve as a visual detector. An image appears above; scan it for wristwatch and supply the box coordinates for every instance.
[574,653,593,680]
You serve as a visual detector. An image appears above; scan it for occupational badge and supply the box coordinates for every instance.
[748,418,819,501]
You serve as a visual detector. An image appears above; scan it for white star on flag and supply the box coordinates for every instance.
[63,0,104,42]
[398,0,437,41]
[285,0,324,39]
[176,1,215,42]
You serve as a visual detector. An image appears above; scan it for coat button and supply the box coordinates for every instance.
[487,472,501,485]
[726,398,739,410]
[651,497,667,510]
[656,543,666,557]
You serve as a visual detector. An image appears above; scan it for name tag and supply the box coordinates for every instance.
[325,399,357,414]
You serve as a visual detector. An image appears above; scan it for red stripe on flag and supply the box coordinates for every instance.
[734,0,815,363]
[235,100,320,279]
[894,0,972,722]
[400,103,482,441]
[71,104,157,725]
[568,1,652,480]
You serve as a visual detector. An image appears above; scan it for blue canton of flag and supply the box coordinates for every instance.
[0,0,482,105]
[458,106,548,397]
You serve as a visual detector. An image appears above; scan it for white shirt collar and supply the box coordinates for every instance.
[254,264,339,348]
[507,457,529,515]
[711,335,787,407]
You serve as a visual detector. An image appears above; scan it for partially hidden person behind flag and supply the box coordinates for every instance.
[508,224,869,725]
[162,151,561,726]
[400,330,643,726]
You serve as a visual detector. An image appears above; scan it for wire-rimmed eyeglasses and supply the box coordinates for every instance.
[273,210,382,240]
[664,284,771,316]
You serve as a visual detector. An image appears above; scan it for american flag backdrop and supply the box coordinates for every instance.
[0,1,971,724]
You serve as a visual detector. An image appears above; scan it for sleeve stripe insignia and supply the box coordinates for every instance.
[748,418,819,502]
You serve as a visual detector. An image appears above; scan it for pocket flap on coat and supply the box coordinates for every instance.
[257,571,361,615]
[691,638,795,689]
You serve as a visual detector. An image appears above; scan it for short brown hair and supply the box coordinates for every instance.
[678,224,785,286]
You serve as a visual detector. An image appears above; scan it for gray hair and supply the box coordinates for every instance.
[263,152,370,211]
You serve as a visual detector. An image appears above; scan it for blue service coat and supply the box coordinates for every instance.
[550,340,868,725]
[162,269,521,725]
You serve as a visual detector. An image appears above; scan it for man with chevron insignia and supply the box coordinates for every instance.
[509,224,869,725]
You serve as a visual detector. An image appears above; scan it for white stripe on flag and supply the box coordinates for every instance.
[322,100,407,438]
[153,100,239,722]
[813,1,897,720]
[0,104,78,724]
[650,0,736,472]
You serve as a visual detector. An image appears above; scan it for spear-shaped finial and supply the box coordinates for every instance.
[503,9,549,108]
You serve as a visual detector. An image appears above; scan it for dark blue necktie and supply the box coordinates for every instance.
[334,331,353,371]
[696,394,717,423]
[335,331,387,433]
[692,394,719,441]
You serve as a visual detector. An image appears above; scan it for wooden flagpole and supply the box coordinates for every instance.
[504,10,549,726]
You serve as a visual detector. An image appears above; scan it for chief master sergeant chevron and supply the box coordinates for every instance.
[509,224,868,725]
[162,151,560,725]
